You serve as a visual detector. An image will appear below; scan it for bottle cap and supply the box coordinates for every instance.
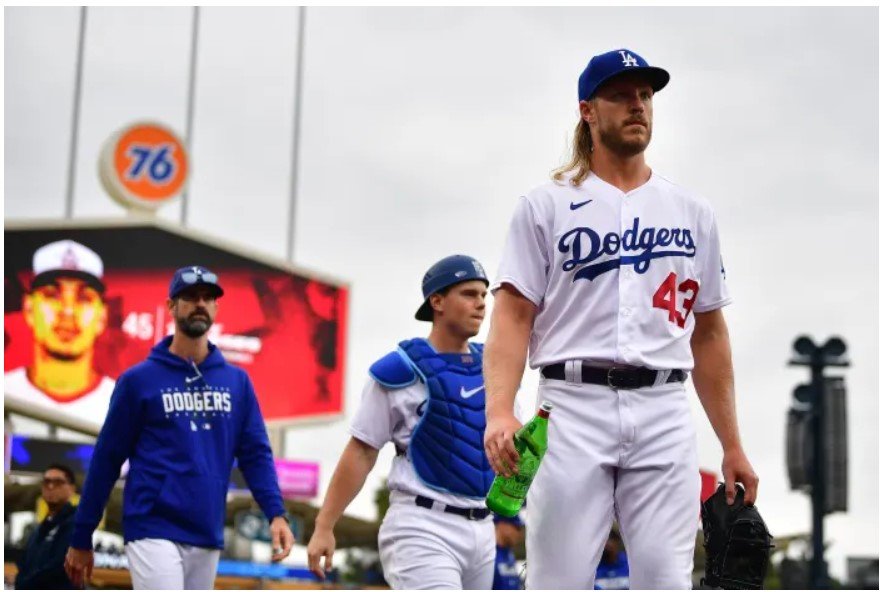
[539,401,554,413]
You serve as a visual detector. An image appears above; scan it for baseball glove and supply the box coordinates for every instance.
[700,483,773,589]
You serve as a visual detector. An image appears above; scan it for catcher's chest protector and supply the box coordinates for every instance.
[400,338,495,499]
[701,483,774,590]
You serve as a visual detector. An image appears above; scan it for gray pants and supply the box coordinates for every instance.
[125,538,220,590]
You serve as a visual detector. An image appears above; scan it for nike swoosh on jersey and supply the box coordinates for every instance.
[460,385,485,399]
[570,199,594,210]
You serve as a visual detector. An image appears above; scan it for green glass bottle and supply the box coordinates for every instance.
[485,401,553,517]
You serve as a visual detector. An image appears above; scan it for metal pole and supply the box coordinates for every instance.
[286,6,307,263]
[809,357,827,589]
[181,6,201,227]
[64,6,87,219]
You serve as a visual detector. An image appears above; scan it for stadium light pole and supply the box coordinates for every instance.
[287,6,307,264]
[788,335,849,589]
[181,6,200,227]
[65,6,87,219]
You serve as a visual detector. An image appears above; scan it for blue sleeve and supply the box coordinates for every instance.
[235,374,285,521]
[70,374,142,550]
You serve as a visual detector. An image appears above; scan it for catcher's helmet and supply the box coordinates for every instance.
[415,255,488,321]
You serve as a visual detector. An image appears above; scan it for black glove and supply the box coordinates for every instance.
[700,482,773,589]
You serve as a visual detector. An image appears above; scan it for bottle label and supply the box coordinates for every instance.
[500,456,539,498]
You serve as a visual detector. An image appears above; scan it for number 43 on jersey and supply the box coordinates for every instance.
[652,272,699,328]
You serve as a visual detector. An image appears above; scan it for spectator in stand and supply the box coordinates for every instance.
[15,464,78,589]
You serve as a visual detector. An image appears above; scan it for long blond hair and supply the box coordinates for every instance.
[551,118,593,187]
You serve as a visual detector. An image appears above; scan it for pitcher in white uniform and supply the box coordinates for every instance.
[483,48,760,589]
[307,255,498,590]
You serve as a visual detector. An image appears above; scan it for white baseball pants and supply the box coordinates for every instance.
[525,377,700,590]
[378,494,496,589]
[125,538,220,590]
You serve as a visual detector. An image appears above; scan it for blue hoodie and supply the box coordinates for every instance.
[70,336,284,550]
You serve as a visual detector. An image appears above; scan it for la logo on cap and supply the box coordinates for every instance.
[619,51,638,67]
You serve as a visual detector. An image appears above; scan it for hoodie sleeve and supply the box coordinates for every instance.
[70,373,142,549]
[235,374,285,521]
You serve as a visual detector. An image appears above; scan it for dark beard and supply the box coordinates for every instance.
[176,314,212,338]
[598,122,651,157]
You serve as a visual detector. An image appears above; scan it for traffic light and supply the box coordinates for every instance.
[787,335,850,589]
[785,378,848,513]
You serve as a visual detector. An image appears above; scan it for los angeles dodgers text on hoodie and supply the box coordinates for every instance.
[71,336,284,549]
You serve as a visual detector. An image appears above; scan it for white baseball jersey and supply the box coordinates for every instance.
[491,171,731,370]
[4,367,115,425]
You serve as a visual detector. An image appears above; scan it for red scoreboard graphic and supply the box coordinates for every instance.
[5,224,348,424]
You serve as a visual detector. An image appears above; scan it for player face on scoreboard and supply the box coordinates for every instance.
[429,280,487,339]
[24,277,108,360]
[583,71,655,157]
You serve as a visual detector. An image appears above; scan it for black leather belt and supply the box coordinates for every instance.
[415,495,490,521]
[541,363,686,389]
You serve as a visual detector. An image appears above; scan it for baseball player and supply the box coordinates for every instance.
[64,266,294,589]
[5,240,115,422]
[492,513,524,590]
[307,255,498,589]
[483,48,759,589]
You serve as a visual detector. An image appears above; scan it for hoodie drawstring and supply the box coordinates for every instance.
[186,359,205,385]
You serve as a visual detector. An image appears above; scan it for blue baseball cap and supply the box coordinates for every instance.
[415,254,488,321]
[578,48,670,101]
[168,265,224,299]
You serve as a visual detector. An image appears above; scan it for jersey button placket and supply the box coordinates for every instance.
[617,194,635,364]
[617,189,637,457]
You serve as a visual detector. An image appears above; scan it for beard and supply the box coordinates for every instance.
[176,311,213,338]
[597,119,652,157]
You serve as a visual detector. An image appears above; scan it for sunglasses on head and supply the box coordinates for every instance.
[180,270,218,285]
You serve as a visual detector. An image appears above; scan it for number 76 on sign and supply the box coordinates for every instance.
[125,144,177,184]
[99,121,189,211]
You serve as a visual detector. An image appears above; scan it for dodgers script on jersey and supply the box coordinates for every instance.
[492,172,731,370]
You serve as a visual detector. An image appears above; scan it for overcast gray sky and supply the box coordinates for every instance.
[5,6,878,579]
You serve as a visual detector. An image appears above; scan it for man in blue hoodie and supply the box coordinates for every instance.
[64,266,294,589]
